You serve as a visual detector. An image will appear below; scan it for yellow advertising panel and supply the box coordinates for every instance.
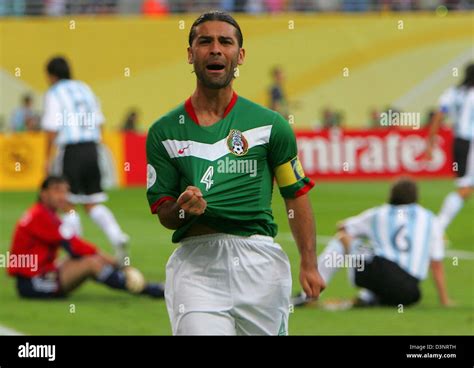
[0,132,124,190]
[0,132,47,190]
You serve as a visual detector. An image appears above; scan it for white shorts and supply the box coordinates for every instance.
[165,233,292,335]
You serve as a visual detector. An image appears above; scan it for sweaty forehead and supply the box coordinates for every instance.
[194,21,237,40]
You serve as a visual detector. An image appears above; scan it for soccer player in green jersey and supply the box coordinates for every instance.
[146,11,325,335]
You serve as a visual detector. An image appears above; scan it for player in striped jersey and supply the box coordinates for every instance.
[293,178,452,308]
[426,63,474,234]
[41,57,129,265]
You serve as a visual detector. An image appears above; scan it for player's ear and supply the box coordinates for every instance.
[237,48,245,66]
[187,47,193,64]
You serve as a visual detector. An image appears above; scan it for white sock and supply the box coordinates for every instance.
[357,289,377,304]
[317,238,345,284]
[438,192,464,233]
[89,204,127,249]
[62,210,83,237]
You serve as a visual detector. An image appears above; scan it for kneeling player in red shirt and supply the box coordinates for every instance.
[7,176,164,299]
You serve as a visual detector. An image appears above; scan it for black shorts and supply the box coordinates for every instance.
[453,137,471,178]
[354,256,421,306]
[16,272,65,299]
[62,142,105,203]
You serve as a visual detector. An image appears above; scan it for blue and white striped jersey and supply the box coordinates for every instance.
[343,203,444,280]
[439,86,474,141]
[41,79,104,146]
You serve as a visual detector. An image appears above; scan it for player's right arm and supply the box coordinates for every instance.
[425,111,444,160]
[41,91,60,173]
[425,88,452,160]
[157,186,206,229]
[146,124,206,230]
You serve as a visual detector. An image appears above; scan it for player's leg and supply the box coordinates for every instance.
[164,235,235,335]
[176,312,236,335]
[354,256,421,307]
[59,255,164,297]
[61,207,83,236]
[59,256,103,293]
[16,271,65,299]
[230,236,292,336]
[79,143,129,265]
[61,143,84,236]
[438,137,473,232]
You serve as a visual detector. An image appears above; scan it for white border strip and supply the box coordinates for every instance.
[0,324,24,335]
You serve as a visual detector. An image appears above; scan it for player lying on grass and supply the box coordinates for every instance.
[6,176,164,299]
[293,178,452,308]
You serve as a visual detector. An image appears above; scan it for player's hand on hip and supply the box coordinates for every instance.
[299,264,326,300]
[177,186,207,216]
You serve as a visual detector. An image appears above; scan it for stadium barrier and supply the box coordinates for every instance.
[296,127,453,180]
[0,127,453,190]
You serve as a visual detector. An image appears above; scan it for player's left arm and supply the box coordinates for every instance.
[429,217,453,307]
[284,194,325,299]
[430,260,452,307]
[269,112,325,299]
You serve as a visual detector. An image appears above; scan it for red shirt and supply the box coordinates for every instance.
[8,202,97,278]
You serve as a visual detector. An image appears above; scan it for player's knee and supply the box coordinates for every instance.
[83,203,96,214]
[458,187,472,199]
[85,255,107,274]
[400,286,421,306]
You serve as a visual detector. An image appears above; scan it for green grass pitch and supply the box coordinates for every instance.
[0,180,472,335]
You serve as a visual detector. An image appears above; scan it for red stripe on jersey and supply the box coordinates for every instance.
[150,196,176,214]
[184,91,238,125]
[295,179,315,198]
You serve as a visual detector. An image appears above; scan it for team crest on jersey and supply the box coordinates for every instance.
[226,129,248,156]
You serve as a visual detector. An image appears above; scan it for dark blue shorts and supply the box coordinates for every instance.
[16,271,65,299]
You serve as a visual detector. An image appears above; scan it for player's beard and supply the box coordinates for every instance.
[194,56,238,90]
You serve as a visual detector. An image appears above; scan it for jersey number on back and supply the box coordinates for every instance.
[391,225,411,252]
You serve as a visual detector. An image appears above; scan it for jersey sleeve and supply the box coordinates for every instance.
[429,216,445,261]
[343,208,377,239]
[268,113,314,198]
[62,236,98,258]
[146,123,181,214]
[438,88,454,114]
[24,208,97,257]
[41,90,61,132]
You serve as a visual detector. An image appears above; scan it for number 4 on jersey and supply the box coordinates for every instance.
[200,166,214,191]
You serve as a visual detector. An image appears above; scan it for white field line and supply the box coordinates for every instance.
[0,324,24,335]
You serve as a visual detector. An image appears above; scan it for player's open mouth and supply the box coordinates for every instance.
[206,63,225,71]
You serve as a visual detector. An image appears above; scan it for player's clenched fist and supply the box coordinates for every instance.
[177,186,207,216]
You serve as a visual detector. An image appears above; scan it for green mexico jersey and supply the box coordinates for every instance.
[146,92,314,243]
